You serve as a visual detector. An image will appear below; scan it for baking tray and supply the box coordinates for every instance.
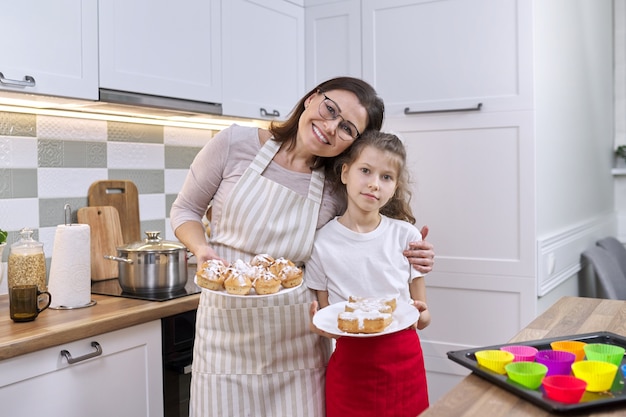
[447,332,626,413]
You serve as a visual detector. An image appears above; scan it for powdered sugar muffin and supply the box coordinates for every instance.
[196,259,226,291]
[253,269,282,295]
[223,267,252,295]
[279,265,303,288]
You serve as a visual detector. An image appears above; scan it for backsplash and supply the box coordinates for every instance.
[0,110,216,269]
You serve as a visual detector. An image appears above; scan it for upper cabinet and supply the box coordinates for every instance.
[362,0,533,116]
[0,0,98,100]
[221,0,305,119]
[305,0,361,88]
[305,0,532,117]
[98,0,222,103]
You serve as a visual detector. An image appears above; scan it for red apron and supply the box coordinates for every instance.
[326,328,429,417]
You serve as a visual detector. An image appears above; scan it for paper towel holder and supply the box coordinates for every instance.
[49,204,98,310]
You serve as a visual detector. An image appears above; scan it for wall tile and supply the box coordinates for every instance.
[108,121,163,144]
[0,112,36,137]
[37,115,107,142]
[164,125,214,146]
[107,142,164,169]
[165,145,201,169]
[165,194,179,224]
[164,169,189,194]
[39,197,88,228]
[108,169,164,194]
[38,140,107,168]
[141,219,167,239]
[37,167,108,198]
[0,169,38,198]
[0,198,40,230]
[139,193,166,221]
[0,136,38,168]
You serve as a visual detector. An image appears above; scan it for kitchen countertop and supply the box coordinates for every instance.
[0,290,200,361]
[421,296,626,417]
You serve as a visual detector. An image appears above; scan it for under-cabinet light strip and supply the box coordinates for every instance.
[0,104,264,131]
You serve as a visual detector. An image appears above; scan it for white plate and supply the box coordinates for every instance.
[313,300,420,338]
[200,281,302,298]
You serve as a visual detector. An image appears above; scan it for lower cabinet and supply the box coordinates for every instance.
[0,321,163,417]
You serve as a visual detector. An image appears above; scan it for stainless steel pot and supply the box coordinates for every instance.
[104,231,188,294]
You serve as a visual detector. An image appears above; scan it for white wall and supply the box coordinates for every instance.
[535,1,615,237]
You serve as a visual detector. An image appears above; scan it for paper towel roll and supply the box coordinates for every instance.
[48,224,91,308]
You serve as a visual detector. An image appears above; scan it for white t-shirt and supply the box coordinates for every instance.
[305,215,422,305]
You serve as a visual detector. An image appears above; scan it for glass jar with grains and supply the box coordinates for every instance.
[8,228,47,292]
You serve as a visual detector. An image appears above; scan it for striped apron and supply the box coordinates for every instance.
[190,139,332,417]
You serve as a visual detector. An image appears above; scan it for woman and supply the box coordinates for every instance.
[170,77,435,416]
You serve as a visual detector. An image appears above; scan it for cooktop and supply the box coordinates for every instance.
[91,269,201,302]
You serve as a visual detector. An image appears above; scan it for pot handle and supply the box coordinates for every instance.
[103,255,134,264]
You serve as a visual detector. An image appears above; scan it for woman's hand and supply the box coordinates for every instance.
[194,245,230,269]
[411,299,431,330]
[404,225,435,274]
[309,301,339,339]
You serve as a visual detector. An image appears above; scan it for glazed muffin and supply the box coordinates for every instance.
[279,265,303,288]
[250,253,275,269]
[269,257,296,277]
[253,269,282,295]
[223,267,252,295]
[195,259,226,291]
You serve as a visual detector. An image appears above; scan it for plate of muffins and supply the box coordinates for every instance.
[313,296,420,338]
[195,254,303,298]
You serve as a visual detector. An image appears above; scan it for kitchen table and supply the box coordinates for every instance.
[422,296,626,417]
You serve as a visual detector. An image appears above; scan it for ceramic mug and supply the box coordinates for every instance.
[10,285,52,322]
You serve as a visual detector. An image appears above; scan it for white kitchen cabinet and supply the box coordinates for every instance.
[362,0,533,116]
[99,0,222,104]
[0,0,98,100]
[305,0,361,88]
[0,321,163,417]
[221,0,305,120]
[305,0,532,116]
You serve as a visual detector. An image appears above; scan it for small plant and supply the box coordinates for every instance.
[616,145,626,161]
[0,229,6,245]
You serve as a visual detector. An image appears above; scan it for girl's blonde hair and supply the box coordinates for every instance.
[333,131,416,224]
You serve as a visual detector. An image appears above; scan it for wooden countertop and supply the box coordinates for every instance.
[421,296,626,417]
[0,291,200,361]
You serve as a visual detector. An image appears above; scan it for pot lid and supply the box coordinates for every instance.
[118,231,187,252]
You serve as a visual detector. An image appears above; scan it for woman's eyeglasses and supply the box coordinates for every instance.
[318,93,361,141]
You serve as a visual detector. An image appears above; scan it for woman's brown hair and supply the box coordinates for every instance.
[269,77,385,172]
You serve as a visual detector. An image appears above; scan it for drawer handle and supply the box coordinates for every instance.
[61,341,103,364]
[0,72,36,88]
[260,108,280,118]
[404,102,483,115]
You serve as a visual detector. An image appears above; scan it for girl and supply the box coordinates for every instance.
[307,131,431,417]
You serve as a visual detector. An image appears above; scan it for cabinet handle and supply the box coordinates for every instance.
[260,108,280,118]
[61,341,103,364]
[404,102,483,115]
[0,72,36,88]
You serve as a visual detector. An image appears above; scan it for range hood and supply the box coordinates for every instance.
[98,89,223,116]
[0,89,264,130]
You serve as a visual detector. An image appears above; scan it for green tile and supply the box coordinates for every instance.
[165,145,202,169]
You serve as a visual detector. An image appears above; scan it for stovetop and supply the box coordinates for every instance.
[91,268,201,302]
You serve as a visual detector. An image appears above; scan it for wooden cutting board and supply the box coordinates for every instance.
[77,206,124,281]
[87,180,140,244]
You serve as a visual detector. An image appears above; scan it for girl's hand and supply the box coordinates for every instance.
[309,301,340,339]
[411,299,432,330]
[404,225,434,274]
